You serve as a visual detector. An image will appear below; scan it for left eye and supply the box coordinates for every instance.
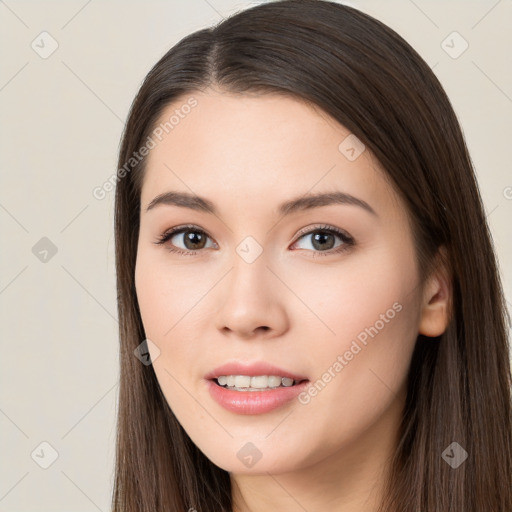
[292,226,353,254]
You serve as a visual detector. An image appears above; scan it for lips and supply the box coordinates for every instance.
[204,361,309,382]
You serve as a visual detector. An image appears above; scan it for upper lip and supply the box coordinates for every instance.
[205,361,309,382]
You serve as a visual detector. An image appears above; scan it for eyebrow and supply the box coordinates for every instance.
[145,190,377,217]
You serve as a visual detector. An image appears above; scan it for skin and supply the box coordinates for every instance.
[134,87,450,512]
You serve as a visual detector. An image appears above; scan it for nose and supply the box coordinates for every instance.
[214,250,290,340]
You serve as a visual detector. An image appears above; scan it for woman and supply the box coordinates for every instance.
[112,1,512,510]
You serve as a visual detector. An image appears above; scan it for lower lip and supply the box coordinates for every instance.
[206,379,310,415]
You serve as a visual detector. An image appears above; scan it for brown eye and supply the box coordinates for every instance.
[292,225,355,256]
[310,231,336,250]
[179,230,208,250]
[154,225,216,256]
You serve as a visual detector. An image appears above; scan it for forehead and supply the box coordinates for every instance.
[140,88,401,219]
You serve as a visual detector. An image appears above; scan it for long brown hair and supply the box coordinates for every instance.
[112,1,512,510]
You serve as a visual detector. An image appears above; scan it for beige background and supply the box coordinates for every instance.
[0,0,510,510]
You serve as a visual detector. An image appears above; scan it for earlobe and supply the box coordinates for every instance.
[418,246,452,338]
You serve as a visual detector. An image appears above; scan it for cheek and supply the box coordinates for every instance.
[134,247,181,366]
[302,297,417,447]
[287,241,419,343]
[291,240,417,359]
[134,247,215,373]
[293,246,420,424]
[135,251,163,335]
[135,246,196,334]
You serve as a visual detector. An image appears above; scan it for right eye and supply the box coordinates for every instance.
[154,224,217,256]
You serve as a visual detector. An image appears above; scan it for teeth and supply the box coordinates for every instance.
[216,375,297,389]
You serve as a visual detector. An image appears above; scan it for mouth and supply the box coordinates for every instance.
[205,372,311,414]
[204,361,309,392]
[210,375,309,392]
[204,361,310,413]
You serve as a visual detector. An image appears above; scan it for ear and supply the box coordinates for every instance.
[418,245,452,338]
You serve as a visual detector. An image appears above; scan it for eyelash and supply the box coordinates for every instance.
[153,223,355,258]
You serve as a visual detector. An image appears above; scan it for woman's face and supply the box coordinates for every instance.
[135,88,426,475]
